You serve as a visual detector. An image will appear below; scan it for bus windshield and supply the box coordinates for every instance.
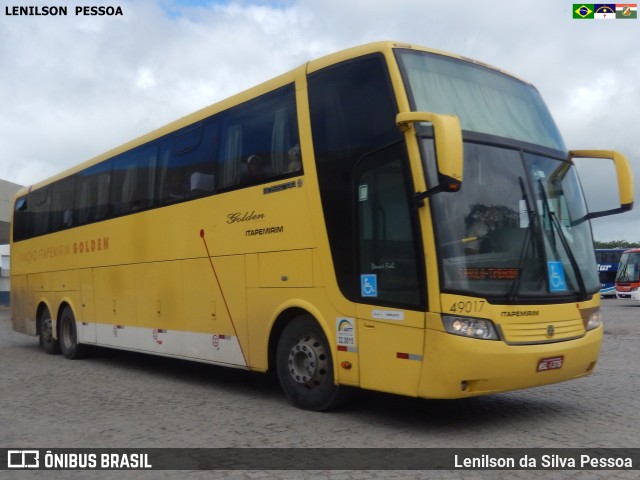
[396,49,565,151]
[428,146,598,301]
[396,50,598,302]
[616,252,640,283]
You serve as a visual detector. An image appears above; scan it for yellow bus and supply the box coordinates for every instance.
[10,41,633,410]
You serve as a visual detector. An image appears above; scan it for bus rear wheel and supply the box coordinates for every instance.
[276,316,346,411]
[38,307,60,355]
[59,306,88,359]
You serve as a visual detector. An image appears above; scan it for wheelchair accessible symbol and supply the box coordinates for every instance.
[361,274,378,297]
[548,261,567,292]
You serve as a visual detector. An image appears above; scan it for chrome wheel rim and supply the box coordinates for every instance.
[287,335,328,386]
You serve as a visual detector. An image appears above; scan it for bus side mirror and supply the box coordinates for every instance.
[396,111,463,197]
[569,150,634,220]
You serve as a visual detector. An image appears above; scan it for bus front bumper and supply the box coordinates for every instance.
[616,288,640,300]
[417,326,603,399]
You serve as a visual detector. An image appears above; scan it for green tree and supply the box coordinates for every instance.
[593,240,640,249]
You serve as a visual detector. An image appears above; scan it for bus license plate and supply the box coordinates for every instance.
[537,356,563,372]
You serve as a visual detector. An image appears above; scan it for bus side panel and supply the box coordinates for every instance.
[79,268,97,344]
[135,261,185,352]
[10,274,36,336]
[182,258,217,354]
[22,270,82,338]
[193,254,249,365]
[90,257,249,366]
[94,265,137,348]
[182,256,249,365]
[358,320,424,396]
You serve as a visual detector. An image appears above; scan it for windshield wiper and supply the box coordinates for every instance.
[617,262,629,282]
[507,177,538,302]
[537,179,588,299]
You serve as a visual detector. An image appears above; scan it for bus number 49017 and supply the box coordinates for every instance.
[449,300,485,314]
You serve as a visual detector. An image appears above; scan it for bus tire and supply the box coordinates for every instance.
[38,307,60,355]
[59,306,88,360]
[276,316,346,411]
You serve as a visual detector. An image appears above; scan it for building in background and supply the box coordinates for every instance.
[1,249,10,305]
[1,179,23,305]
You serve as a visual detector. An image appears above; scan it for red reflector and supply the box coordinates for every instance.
[396,352,409,359]
[337,345,347,352]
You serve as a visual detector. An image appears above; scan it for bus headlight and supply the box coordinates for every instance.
[583,309,602,331]
[442,316,499,340]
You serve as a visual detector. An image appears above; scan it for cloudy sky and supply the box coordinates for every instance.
[1,0,638,241]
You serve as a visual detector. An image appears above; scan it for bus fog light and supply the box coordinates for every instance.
[442,316,499,340]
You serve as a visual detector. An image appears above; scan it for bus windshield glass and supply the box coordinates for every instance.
[396,50,599,302]
[616,252,640,283]
[427,144,598,301]
[396,49,565,151]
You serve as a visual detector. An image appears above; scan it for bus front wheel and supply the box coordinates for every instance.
[59,306,88,359]
[38,307,60,355]
[276,316,346,411]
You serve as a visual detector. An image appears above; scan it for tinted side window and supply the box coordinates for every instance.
[218,84,300,190]
[49,176,77,231]
[111,144,157,216]
[309,54,406,303]
[157,122,217,204]
[12,196,29,242]
[11,84,301,241]
[30,187,51,238]
[76,161,112,225]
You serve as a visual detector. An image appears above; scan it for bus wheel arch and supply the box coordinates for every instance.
[268,307,308,373]
[58,303,88,359]
[272,309,348,411]
[36,302,59,355]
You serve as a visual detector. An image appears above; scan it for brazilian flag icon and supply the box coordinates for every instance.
[573,4,595,18]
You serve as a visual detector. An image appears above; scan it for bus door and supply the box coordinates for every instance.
[354,143,427,396]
